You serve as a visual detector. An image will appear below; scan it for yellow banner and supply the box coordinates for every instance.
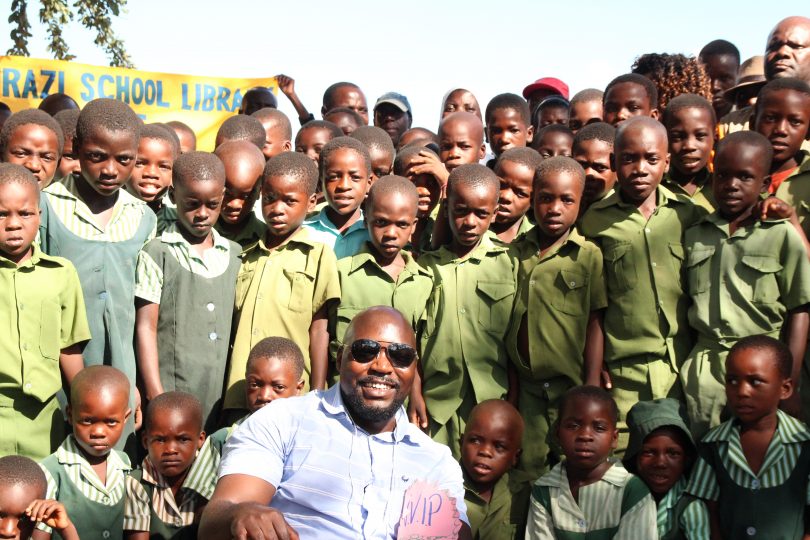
[0,55,277,151]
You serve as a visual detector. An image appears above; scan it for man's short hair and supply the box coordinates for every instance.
[144,391,203,434]
[173,151,226,188]
[0,455,47,497]
[252,108,293,140]
[663,94,717,128]
[699,39,741,64]
[447,163,499,202]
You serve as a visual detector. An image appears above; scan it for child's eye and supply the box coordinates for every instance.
[273,385,287,391]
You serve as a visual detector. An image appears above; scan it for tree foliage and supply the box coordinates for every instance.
[6,0,134,68]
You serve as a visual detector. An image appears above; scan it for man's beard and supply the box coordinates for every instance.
[341,379,405,426]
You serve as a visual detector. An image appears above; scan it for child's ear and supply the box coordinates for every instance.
[197,430,206,449]
[307,192,318,212]
[478,144,486,160]
[526,125,535,144]
[296,379,305,394]
[610,427,619,450]
[124,407,132,421]
[761,175,772,194]
[141,431,149,449]
[512,447,522,467]
[650,108,660,120]
[336,345,344,372]
[65,405,73,425]
[283,140,292,152]
[781,376,795,401]
[484,126,491,144]
[663,151,671,174]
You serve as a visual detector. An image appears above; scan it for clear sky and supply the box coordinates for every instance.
[5,0,808,134]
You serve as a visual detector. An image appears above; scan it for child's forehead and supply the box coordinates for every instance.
[760,88,810,109]
[324,147,366,165]
[574,138,612,154]
[264,173,308,194]
[606,82,649,101]
[9,122,59,140]
[561,394,615,419]
[617,124,667,150]
[299,127,331,140]
[83,126,139,146]
[669,106,714,124]
[0,180,39,200]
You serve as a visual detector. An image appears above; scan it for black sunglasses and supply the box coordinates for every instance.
[350,339,418,369]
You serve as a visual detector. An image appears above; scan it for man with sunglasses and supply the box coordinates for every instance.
[200,306,472,540]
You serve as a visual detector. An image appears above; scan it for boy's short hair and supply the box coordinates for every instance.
[264,151,319,195]
[251,108,293,140]
[570,88,604,105]
[324,107,364,124]
[535,123,574,140]
[214,139,266,173]
[699,39,741,64]
[247,336,305,380]
[615,116,667,151]
[323,82,362,111]
[144,391,203,433]
[757,77,810,103]
[140,123,180,158]
[166,120,197,148]
[0,108,65,156]
[0,162,40,191]
[663,94,717,128]
[393,144,438,176]
[217,115,266,149]
[495,147,543,171]
[604,73,659,109]
[0,455,47,497]
[296,120,344,141]
[318,136,372,179]
[447,163,499,201]
[172,151,226,188]
[485,93,531,125]
[70,365,130,408]
[715,130,774,171]
[534,156,586,191]
[76,98,141,145]
[53,108,80,145]
[350,126,396,158]
[538,96,570,111]
[573,121,616,149]
[368,174,418,209]
[559,385,619,424]
[729,335,792,379]
[151,122,182,149]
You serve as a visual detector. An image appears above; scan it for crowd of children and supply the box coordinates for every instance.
[1,16,810,538]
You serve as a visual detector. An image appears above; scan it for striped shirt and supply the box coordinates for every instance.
[134,223,235,304]
[686,410,810,501]
[526,461,657,539]
[123,438,219,531]
[656,478,710,540]
[219,385,468,539]
[303,209,370,259]
[37,435,131,533]
[42,174,156,242]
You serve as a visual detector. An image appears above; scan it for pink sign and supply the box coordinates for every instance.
[398,480,462,539]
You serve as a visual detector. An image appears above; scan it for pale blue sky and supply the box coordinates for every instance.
[4,0,808,132]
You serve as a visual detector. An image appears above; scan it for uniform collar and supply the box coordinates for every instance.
[348,243,430,278]
[309,208,367,235]
[161,222,231,251]
[538,460,627,488]
[704,211,788,231]
[57,435,131,472]
[45,174,143,232]
[436,231,507,264]
[242,226,319,257]
[140,450,213,499]
[590,184,682,211]
[704,410,810,445]
[0,243,63,269]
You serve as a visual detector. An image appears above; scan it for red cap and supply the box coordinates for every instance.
[522,77,569,100]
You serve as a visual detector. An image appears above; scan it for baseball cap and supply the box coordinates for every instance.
[522,77,570,100]
[374,92,412,115]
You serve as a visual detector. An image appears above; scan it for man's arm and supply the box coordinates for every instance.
[199,475,298,540]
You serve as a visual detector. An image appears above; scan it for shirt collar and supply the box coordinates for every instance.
[311,208,367,235]
[348,243,429,277]
[161,222,231,251]
[660,478,686,511]
[140,451,213,498]
[0,243,61,269]
[319,385,414,444]
[57,435,131,471]
[592,184,681,211]
[538,460,626,488]
[704,211,789,231]
[523,226,586,256]
[436,232,507,264]
[704,410,810,444]
[243,226,319,257]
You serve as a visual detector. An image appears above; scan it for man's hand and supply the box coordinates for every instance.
[231,504,299,540]
[276,75,296,98]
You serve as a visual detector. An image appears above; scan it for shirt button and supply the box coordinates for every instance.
[645,228,651,233]
[529,280,535,286]
[543,382,550,388]
[651,262,657,267]
[22,343,28,351]
[99,291,107,299]
[175,518,183,527]
[102,531,110,539]
[751,479,760,489]
[577,519,586,528]
[459,308,466,314]
[206,302,215,311]
[746,526,756,536]
[569,281,576,287]
[103,496,110,503]
[257,294,263,300]
[252,329,258,336]
[19,303,24,311]
[209,332,218,341]
[24,383,32,390]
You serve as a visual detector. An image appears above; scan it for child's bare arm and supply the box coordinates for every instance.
[761,197,810,259]
[430,198,451,250]
[583,310,605,387]
[135,299,163,401]
[124,532,149,540]
[309,304,330,390]
[26,500,78,540]
[408,370,429,431]
[783,308,810,417]
[59,344,84,387]
[275,74,312,124]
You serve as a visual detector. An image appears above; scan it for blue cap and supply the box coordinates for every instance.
[374,92,411,114]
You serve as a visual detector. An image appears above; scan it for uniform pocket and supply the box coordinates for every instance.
[603,241,636,293]
[741,255,782,304]
[284,269,315,313]
[686,246,715,296]
[476,280,514,334]
[234,269,255,309]
[39,299,61,361]
[551,269,588,316]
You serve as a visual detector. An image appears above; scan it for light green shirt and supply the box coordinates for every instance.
[662,169,716,212]
[579,185,707,365]
[464,471,530,540]
[774,150,810,238]
[0,244,90,402]
[656,478,710,540]
[214,213,267,250]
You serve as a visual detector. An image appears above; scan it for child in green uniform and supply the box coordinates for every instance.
[224,151,340,413]
[527,386,657,539]
[508,157,607,477]
[208,337,304,457]
[572,122,617,212]
[681,131,810,436]
[124,392,218,540]
[661,94,717,211]
[416,164,516,458]
[329,175,432,386]
[0,164,90,461]
[579,116,707,452]
[624,399,710,540]
[393,145,442,257]
[37,366,132,540]
[687,336,810,539]
[484,93,534,165]
[134,152,241,431]
[461,400,530,540]
[213,140,267,248]
[0,455,79,540]
[490,148,541,245]
[0,108,63,189]
[602,73,660,127]
[125,124,179,225]
[38,99,156,451]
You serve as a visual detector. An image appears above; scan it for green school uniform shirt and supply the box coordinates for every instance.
[214,213,267,251]
[774,150,810,238]
[492,215,534,247]
[579,185,707,367]
[464,471,530,540]
[0,244,90,402]
[330,242,433,355]
[224,227,340,409]
[527,462,657,539]
[662,169,716,212]
[507,227,607,390]
[419,234,517,425]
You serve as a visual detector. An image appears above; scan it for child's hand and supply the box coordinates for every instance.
[760,196,797,222]
[408,393,429,433]
[407,151,450,188]
[275,75,297,98]
[600,368,612,390]
[26,500,72,531]
[134,387,143,431]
